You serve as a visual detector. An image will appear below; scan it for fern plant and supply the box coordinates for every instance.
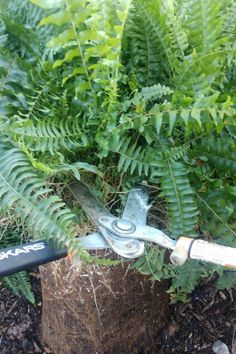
[0,225,35,303]
[0,0,116,299]
[0,0,236,302]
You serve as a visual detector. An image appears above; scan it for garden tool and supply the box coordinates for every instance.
[0,181,236,277]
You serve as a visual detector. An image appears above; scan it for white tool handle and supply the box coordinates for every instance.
[170,237,236,269]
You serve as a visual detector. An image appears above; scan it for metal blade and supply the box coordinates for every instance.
[99,216,177,250]
[69,182,144,258]
[77,187,149,252]
[79,232,109,250]
[122,186,149,225]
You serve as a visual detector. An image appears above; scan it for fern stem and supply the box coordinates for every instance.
[167,160,185,230]
[26,79,53,120]
[144,28,151,86]
[116,107,230,131]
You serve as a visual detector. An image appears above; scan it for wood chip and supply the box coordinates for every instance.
[202,299,215,313]
[219,292,227,301]
[227,289,234,302]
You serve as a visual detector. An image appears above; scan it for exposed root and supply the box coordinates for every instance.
[40,258,169,354]
[88,275,101,323]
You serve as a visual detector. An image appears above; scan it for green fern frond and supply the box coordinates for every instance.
[123,0,175,86]
[222,0,236,38]
[172,0,229,96]
[111,137,151,176]
[134,247,219,303]
[0,224,24,247]
[163,143,190,162]
[132,246,165,279]
[161,161,198,237]
[122,5,162,86]
[7,118,85,155]
[174,50,228,96]
[0,0,54,58]
[1,0,48,32]
[39,0,131,100]
[196,189,236,245]
[136,0,176,73]
[216,271,236,289]
[0,18,8,47]
[0,59,87,155]
[166,260,217,302]
[192,137,236,175]
[0,142,76,247]
[141,84,173,101]
[0,55,23,89]
[1,16,41,57]
[184,0,224,52]
[0,54,28,115]
[152,159,198,237]
[3,272,35,303]
[0,225,35,303]
[18,143,102,178]
[149,96,234,134]
[164,1,188,59]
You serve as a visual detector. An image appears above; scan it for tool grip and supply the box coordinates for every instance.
[189,239,236,268]
[0,241,67,277]
[170,237,236,269]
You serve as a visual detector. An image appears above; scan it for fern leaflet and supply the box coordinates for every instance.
[0,142,76,247]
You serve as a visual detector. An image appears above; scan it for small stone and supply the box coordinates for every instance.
[212,340,230,354]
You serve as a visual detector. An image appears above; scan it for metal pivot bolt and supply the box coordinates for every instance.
[111,219,136,234]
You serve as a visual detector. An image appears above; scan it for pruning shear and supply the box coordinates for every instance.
[1,181,236,277]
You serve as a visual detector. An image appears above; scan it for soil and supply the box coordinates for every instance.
[0,269,235,354]
[0,272,45,354]
[162,277,236,354]
[39,259,169,354]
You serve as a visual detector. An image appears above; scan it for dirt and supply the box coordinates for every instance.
[0,269,235,354]
[40,258,169,354]
[0,272,45,354]
[162,276,236,353]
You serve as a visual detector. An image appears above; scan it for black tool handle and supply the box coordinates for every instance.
[0,240,68,277]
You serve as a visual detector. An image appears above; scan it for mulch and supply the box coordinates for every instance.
[162,277,236,353]
[0,273,48,354]
[0,271,235,354]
